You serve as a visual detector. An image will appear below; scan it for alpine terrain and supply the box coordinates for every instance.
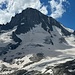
[0,8,75,75]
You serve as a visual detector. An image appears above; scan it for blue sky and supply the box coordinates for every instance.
[0,0,75,30]
[58,0,75,30]
[40,0,75,30]
[0,1,7,10]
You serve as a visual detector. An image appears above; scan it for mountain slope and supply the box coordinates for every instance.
[0,8,75,75]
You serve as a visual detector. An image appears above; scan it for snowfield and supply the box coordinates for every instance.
[0,23,75,75]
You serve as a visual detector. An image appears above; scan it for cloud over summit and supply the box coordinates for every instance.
[49,0,68,19]
[0,0,48,24]
[0,0,69,24]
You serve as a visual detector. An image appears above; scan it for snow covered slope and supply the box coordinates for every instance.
[0,8,75,75]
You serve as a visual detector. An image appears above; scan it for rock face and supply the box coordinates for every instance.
[0,8,75,75]
[73,31,75,35]
[0,8,72,35]
[9,59,75,75]
[29,53,44,62]
[52,59,75,75]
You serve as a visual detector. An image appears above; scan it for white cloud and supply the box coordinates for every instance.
[0,0,69,24]
[39,6,48,15]
[0,0,48,24]
[49,0,68,19]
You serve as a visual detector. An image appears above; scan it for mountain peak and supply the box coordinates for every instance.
[22,8,40,16]
[24,8,38,12]
[0,8,73,36]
